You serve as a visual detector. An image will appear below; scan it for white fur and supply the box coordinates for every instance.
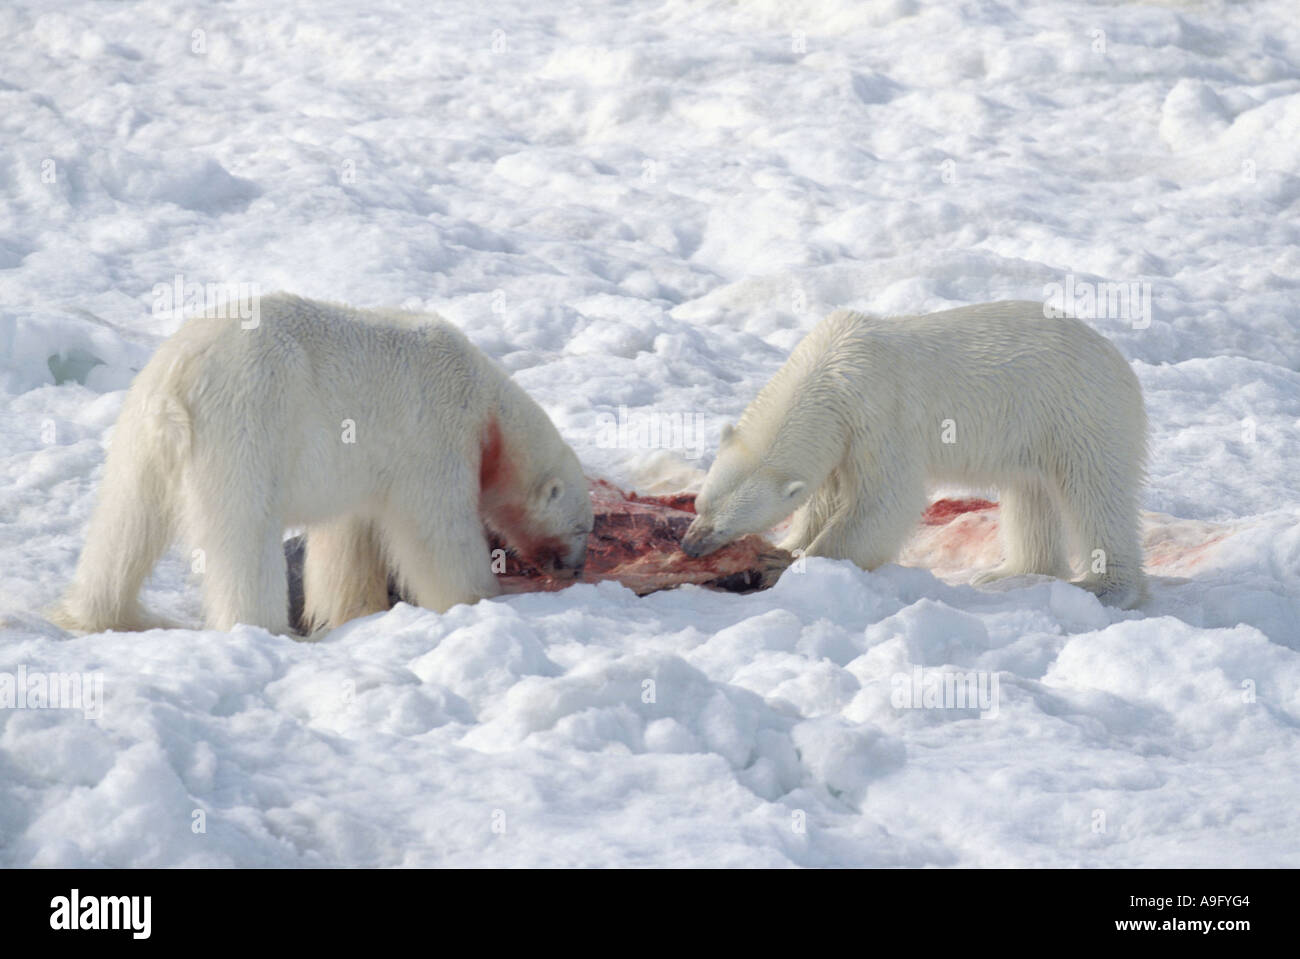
[683,301,1148,607]
[53,293,592,635]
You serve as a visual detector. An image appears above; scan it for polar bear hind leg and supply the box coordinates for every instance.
[302,516,390,633]
[52,453,177,632]
[972,477,1070,585]
[1053,455,1145,609]
[182,458,290,634]
[1029,431,1144,608]
[52,387,187,633]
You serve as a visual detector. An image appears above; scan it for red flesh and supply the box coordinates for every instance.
[492,480,786,595]
[921,497,997,525]
[492,486,1014,596]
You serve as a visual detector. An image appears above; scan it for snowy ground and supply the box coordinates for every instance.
[2,0,1299,866]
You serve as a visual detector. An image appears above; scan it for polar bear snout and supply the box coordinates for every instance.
[529,533,588,578]
[560,537,588,576]
[680,518,726,558]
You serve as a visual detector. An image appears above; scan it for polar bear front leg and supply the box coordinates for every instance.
[777,483,837,554]
[803,462,928,571]
[379,482,500,614]
[302,516,391,632]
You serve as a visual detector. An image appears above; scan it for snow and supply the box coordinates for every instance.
[1,0,1298,866]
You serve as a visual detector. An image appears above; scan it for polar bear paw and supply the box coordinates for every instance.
[1073,577,1143,610]
[970,564,1025,587]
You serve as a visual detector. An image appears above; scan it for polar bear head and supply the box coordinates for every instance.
[480,419,594,577]
[523,445,594,575]
[681,424,808,557]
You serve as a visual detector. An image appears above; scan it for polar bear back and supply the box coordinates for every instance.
[154,293,503,525]
[749,300,1146,489]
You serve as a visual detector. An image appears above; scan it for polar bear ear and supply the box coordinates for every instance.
[783,480,806,500]
[720,424,736,445]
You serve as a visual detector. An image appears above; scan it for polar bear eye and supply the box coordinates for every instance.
[547,481,563,502]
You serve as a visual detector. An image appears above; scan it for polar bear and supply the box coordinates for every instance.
[681,301,1147,607]
[54,293,593,635]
